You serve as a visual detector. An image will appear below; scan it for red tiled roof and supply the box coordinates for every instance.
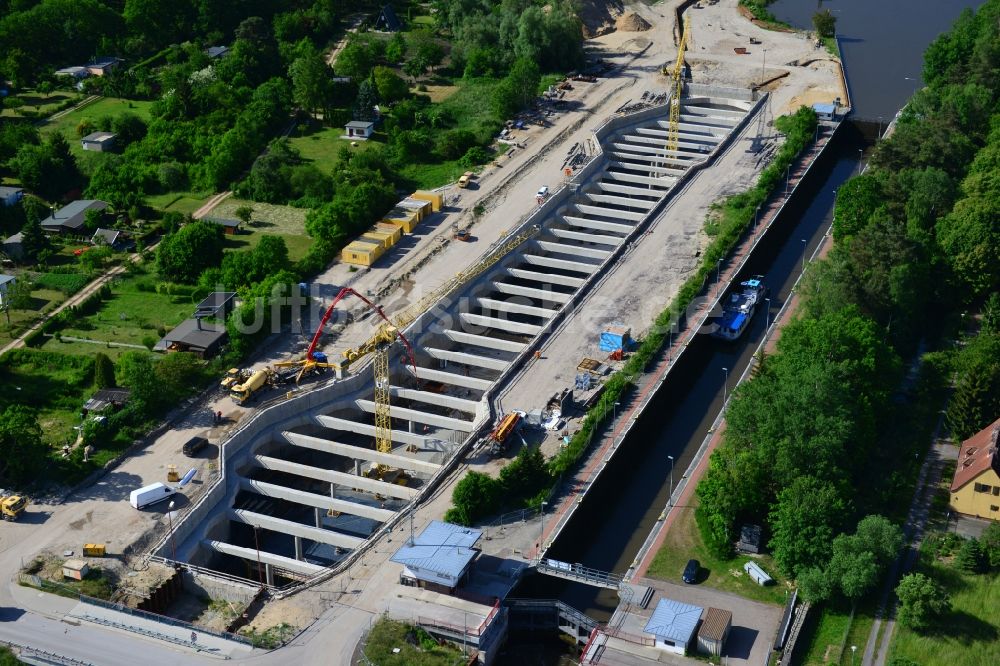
[951,417,1000,492]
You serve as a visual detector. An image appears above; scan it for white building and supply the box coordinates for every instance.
[643,598,703,655]
[390,520,481,593]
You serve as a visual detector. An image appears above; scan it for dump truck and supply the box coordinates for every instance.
[230,368,272,404]
[1,495,28,521]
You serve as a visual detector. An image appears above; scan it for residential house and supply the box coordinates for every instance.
[2,233,24,261]
[194,291,237,319]
[85,57,122,77]
[81,131,116,152]
[373,4,402,32]
[40,200,108,235]
[154,317,228,359]
[344,120,375,140]
[205,46,229,59]
[54,66,90,81]
[950,417,1000,520]
[82,388,131,416]
[0,274,15,307]
[91,228,121,248]
[0,186,23,207]
[390,520,482,594]
[643,599,703,655]
[205,217,241,235]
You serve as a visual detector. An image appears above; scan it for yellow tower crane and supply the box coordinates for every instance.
[666,22,692,157]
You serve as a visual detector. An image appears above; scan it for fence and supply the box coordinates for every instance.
[79,594,254,646]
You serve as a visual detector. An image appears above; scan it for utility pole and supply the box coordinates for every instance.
[667,455,675,506]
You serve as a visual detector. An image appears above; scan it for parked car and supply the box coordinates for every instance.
[682,559,700,584]
[536,185,549,198]
[182,435,209,457]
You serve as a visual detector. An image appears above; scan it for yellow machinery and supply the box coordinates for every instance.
[230,368,273,404]
[1,495,28,521]
[83,544,106,557]
[666,22,691,157]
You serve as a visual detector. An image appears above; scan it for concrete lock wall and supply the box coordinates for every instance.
[181,569,259,605]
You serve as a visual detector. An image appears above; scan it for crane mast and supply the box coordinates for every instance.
[666,22,691,157]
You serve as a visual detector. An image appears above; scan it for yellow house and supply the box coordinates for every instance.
[950,417,1000,520]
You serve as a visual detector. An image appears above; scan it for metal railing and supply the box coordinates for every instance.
[535,560,624,589]
[80,594,253,646]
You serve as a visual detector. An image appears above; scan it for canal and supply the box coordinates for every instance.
[497,2,982,663]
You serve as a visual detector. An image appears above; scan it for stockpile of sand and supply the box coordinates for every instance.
[615,12,651,32]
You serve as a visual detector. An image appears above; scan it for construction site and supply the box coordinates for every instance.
[0,2,850,664]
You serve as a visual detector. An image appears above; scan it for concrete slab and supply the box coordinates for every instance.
[254,454,418,499]
[229,509,365,550]
[284,430,441,473]
[240,478,395,522]
[202,540,325,576]
[355,398,476,432]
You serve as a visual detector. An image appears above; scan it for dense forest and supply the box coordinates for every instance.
[696,0,1000,604]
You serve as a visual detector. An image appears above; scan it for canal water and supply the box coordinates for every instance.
[768,0,982,119]
[496,2,983,663]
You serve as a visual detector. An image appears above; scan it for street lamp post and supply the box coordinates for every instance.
[764,297,771,330]
[538,501,548,558]
[857,148,864,175]
[851,645,857,666]
[785,165,791,194]
[722,367,729,404]
[801,238,808,273]
[253,525,264,587]
[614,401,621,430]
[667,455,675,506]
[717,258,723,285]
[167,501,177,562]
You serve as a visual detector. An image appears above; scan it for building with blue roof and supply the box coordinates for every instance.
[644,598,703,654]
[390,520,482,592]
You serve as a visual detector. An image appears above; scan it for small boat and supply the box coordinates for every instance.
[713,276,766,341]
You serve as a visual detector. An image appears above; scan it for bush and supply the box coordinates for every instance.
[35,272,89,295]
[461,146,492,168]
[955,538,985,573]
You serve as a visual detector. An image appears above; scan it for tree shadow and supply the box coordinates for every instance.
[926,610,997,642]
[70,470,144,502]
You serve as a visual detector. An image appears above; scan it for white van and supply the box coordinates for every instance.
[130,483,177,509]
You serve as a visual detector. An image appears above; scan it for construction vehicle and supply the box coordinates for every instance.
[453,226,471,242]
[457,171,473,188]
[220,368,249,390]
[0,495,27,521]
[230,368,273,404]
[488,412,522,456]
[83,544,106,557]
[666,22,691,157]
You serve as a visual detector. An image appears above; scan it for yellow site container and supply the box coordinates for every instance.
[411,190,443,212]
[363,230,394,250]
[341,240,384,267]
[383,208,420,233]
[374,222,402,244]
[399,198,432,221]
[83,544,106,557]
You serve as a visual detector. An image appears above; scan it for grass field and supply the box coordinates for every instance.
[210,198,313,262]
[146,191,212,215]
[0,90,83,118]
[0,348,95,448]
[39,275,194,354]
[38,97,154,141]
[646,499,791,606]
[796,596,877,665]
[288,125,379,174]
[361,618,465,666]
[0,285,70,341]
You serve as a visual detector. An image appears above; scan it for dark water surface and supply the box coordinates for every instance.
[768,0,983,119]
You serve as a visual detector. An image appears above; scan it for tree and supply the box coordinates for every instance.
[354,79,379,122]
[18,216,49,264]
[979,523,1000,569]
[982,292,1000,335]
[853,515,905,566]
[410,30,444,72]
[234,205,253,225]
[93,352,115,389]
[373,66,408,104]
[0,405,47,486]
[115,351,161,411]
[154,352,205,400]
[334,40,374,81]
[155,220,225,283]
[79,245,113,273]
[895,573,949,632]
[445,471,499,526]
[769,475,849,577]
[797,566,834,604]
[386,32,407,63]
[0,277,32,325]
[955,538,985,573]
[812,9,837,39]
[84,208,103,233]
[289,46,333,117]
[827,535,880,600]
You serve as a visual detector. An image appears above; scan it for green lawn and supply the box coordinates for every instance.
[0,348,95,448]
[146,191,212,215]
[288,124,379,174]
[0,89,83,119]
[646,500,791,605]
[796,596,877,665]
[361,618,466,666]
[210,198,312,262]
[39,275,194,353]
[890,566,1000,666]
[38,97,154,140]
